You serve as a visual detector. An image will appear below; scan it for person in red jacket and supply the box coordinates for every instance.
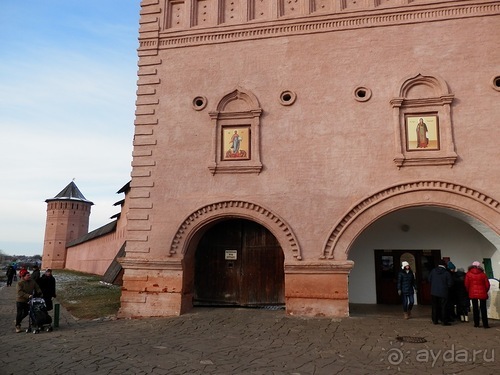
[464,261,490,328]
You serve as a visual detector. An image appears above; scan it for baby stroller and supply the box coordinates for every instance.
[26,297,53,334]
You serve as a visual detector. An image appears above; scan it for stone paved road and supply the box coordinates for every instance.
[0,284,498,374]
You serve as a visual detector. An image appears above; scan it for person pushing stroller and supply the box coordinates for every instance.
[15,270,42,333]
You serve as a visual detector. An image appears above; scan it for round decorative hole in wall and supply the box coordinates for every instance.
[354,86,372,102]
[192,96,207,110]
[279,90,296,106]
[492,76,500,92]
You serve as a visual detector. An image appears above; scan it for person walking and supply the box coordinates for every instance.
[6,264,15,286]
[31,265,41,282]
[397,261,416,319]
[465,261,490,328]
[15,270,43,333]
[37,269,57,312]
[12,262,18,282]
[428,260,453,325]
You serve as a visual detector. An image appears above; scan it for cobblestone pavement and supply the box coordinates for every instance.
[0,284,498,375]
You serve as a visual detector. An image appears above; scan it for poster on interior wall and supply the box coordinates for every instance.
[405,114,440,151]
[222,126,250,160]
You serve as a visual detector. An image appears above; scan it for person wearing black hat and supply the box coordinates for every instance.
[428,259,454,325]
[453,267,470,322]
[5,264,15,286]
[31,264,41,282]
[37,269,57,312]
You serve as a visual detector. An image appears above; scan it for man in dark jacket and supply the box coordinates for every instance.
[428,260,454,325]
[37,269,56,312]
[31,264,41,282]
[6,265,15,286]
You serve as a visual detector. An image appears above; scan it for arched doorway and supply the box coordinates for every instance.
[348,207,499,305]
[194,219,285,307]
[374,249,441,305]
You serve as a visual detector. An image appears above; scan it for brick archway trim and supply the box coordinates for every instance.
[170,200,302,260]
[322,180,500,260]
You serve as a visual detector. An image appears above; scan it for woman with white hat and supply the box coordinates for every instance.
[397,261,417,319]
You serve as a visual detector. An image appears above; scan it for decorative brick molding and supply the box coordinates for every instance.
[285,260,354,274]
[127,55,162,255]
[391,73,457,167]
[119,257,183,270]
[138,1,500,50]
[208,88,263,174]
[322,180,500,259]
[170,200,302,260]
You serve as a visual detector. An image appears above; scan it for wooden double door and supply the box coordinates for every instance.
[374,249,441,305]
[194,219,285,306]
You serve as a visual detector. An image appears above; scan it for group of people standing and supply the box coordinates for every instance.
[397,259,491,328]
[5,264,57,333]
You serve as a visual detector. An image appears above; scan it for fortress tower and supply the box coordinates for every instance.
[41,181,93,269]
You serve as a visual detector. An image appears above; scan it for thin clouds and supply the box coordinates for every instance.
[0,47,137,132]
[0,1,139,255]
[0,128,133,254]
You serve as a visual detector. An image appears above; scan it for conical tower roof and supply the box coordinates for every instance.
[45,181,94,205]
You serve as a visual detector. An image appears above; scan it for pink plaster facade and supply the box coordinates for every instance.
[65,191,129,276]
[65,191,128,275]
[118,0,500,318]
[64,218,127,276]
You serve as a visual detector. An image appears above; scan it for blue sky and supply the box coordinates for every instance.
[0,1,140,256]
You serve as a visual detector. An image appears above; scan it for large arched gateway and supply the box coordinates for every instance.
[193,219,285,307]
[323,181,499,261]
[335,181,499,307]
[348,207,498,306]
[171,201,303,315]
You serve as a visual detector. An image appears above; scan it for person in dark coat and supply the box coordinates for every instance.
[31,265,41,282]
[446,261,458,321]
[37,269,56,312]
[397,261,417,319]
[465,261,490,328]
[16,270,42,333]
[6,265,16,286]
[428,259,454,325]
[452,267,470,322]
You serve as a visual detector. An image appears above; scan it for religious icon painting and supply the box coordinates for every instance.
[405,114,440,151]
[222,126,250,160]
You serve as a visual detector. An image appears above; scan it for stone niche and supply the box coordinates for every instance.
[208,88,263,175]
[391,73,457,168]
